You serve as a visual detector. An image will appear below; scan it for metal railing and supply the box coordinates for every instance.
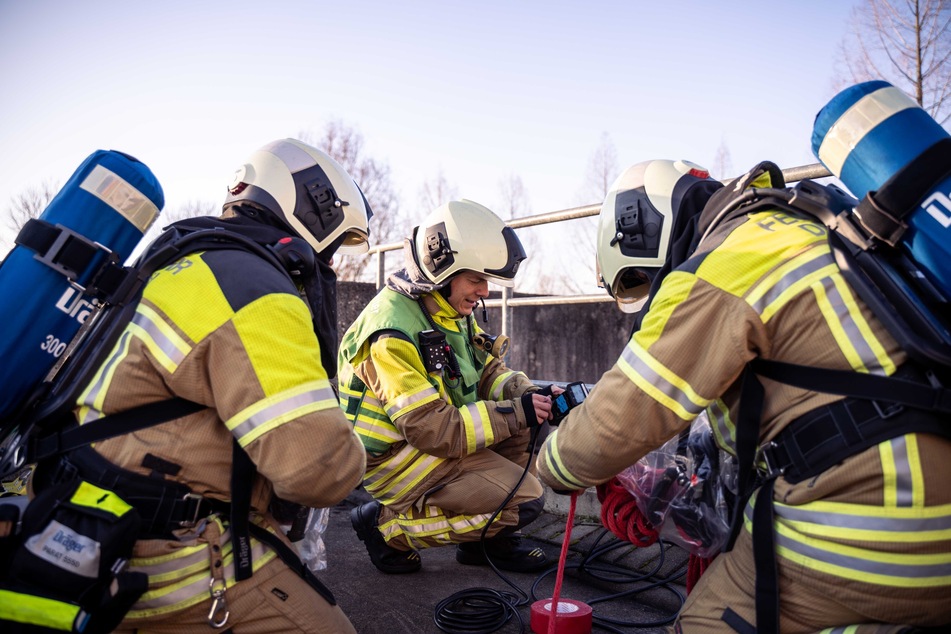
[365,162,832,335]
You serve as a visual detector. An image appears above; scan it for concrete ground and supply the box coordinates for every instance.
[317,486,688,634]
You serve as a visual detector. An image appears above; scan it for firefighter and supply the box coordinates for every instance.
[339,199,556,574]
[537,159,951,632]
[34,138,373,633]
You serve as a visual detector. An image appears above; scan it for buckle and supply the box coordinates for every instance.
[871,400,904,420]
[179,493,206,528]
[756,441,785,480]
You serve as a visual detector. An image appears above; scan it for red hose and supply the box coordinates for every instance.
[596,477,712,593]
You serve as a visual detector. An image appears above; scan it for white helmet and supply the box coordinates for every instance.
[412,199,526,287]
[597,160,721,312]
[225,138,372,255]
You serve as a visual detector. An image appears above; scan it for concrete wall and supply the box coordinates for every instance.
[336,282,634,385]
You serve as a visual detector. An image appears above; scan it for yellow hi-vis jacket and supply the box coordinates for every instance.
[337,288,536,513]
[71,247,366,620]
[538,182,951,622]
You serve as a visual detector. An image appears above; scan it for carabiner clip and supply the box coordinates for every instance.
[207,578,230,628]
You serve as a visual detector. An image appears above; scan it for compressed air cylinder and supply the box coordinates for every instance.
[0,150,163,418]
[812,80,951,298]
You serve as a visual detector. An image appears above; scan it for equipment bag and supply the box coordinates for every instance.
[0,478,147,634]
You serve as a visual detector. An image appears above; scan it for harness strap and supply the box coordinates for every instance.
[762,389,951,485]
[230,439,255,582]
[751,358,951,414]
[15,219,111,283]
[731,359,951,634]
[855,137,951,246]
[246,523,336,605]
[31,398,205,462]
[58,446,231,540]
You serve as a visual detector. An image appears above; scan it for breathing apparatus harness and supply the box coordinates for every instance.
[11,227,339,632]
[701,163,951,634]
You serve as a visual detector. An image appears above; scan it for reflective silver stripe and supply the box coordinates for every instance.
[372,453,443,501]
[751,251,889,375]
[353,418,402,442]
[463,402,488,451]
[820,276,888,376]
[750,251,833,316]
[79,164,159,232]
[489,372,516,400]
[747,504,951,580]
[131,309,188,368]
[380,508,494,542]
[128,540,274,615]
[774,502,951,533]
[775,526,951,580]
[229,385,337,442]
[130,544,210,577]
[817,85,917,176]
[364,443,419,488]
[890,436,914,508]
[446,511,494,535]
[385,386,439,418]
[79,330,133,424]
[359,393,383,410]
[707,400,737,454]
[364,442,443,498]
[619,344,706,417]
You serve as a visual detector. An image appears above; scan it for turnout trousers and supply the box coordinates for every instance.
[674,526,950,633]
[377,426,545,550]
[114,556,356,634]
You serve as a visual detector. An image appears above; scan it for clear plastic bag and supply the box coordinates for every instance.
[292,507,329,573]
[615,413,737,558]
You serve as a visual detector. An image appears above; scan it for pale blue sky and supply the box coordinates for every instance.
[0,0,859,280]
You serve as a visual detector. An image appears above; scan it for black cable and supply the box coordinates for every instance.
[432,427,543,634]
[432,423,691,633]
[529,530,688,632]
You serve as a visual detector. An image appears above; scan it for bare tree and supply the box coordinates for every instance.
[584,132,619,203]
[165,199,219,222]
[137,198,220,249]
[495,174,531,220]
[299,121,402,281]
[4,179,59,235]
[417,170,458,217]
[560,132,619,295]
[711,140,735,181]
[492,174,547,293]
[837,0,951,124]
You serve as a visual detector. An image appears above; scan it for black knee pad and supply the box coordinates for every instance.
[515,496,545,529]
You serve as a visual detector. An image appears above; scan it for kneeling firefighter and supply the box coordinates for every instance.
[339,200,556,575]
[537,159,951,632]
[26,139,373,633]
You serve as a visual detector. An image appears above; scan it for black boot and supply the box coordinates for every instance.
[456,534,549,573]
[350,501,421,574]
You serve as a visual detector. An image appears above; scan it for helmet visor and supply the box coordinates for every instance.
[335,229,370,255]
[613,267,652,311]
[483,226,526,284]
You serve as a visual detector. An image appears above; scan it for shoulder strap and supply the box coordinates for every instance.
[855,137,951,246]
[29,398,205,463]
[751,358,951,413]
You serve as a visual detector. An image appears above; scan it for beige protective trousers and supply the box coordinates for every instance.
[114,556,356,634]
[674,528,949,633]
[378,426,545,551]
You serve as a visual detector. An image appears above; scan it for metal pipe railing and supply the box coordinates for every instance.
[364,162,833,332]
